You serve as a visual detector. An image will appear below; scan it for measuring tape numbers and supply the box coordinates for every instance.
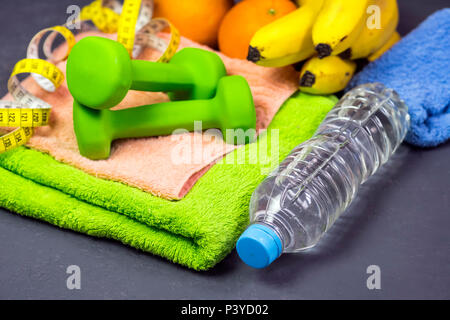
[0,0,180,155]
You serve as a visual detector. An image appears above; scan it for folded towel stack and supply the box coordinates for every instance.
[0,92,338,270]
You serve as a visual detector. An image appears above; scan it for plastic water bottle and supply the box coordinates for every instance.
[237,83,410,269]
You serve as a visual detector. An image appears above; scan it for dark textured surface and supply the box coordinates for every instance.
[0,0,449,300]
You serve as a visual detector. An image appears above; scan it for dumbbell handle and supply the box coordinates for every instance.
[130,60,194,93]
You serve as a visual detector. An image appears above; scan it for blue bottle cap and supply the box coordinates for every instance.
[237,224,282,269]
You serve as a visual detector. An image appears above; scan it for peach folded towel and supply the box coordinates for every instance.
[1,33,298,199]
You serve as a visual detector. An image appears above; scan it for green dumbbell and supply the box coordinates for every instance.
[66,36,227,110]
[73,75,256,160]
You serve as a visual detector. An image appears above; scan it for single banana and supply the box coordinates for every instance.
[247,0,323,67]
[299,56,356,95]
[312,0,371,58]
[340,0,399,60]
[368,30,401,61]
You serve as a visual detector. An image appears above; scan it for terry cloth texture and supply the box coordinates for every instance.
[0,93,337,271]
[1,32,299,200]
[349,9,450,147]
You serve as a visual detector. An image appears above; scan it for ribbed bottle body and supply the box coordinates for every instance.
[249,84,410,252]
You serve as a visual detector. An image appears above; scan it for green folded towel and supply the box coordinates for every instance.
[0,92,337,270]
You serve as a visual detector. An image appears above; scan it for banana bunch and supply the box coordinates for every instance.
[248,0,400,95]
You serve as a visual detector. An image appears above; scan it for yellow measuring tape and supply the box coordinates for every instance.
[0,0,180,154]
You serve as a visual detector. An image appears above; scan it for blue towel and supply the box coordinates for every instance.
[348,9,450,147]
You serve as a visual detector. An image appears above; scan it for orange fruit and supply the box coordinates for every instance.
[218,0,297,59]
[154,0,234,47]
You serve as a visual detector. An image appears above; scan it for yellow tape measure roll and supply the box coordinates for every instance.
[0,27,69,153]
[117,0,179,62]
[0,0,180,155]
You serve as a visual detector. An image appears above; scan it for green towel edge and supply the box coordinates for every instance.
[0,92,337,271]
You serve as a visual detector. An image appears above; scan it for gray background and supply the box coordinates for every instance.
[0,0,449,300]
